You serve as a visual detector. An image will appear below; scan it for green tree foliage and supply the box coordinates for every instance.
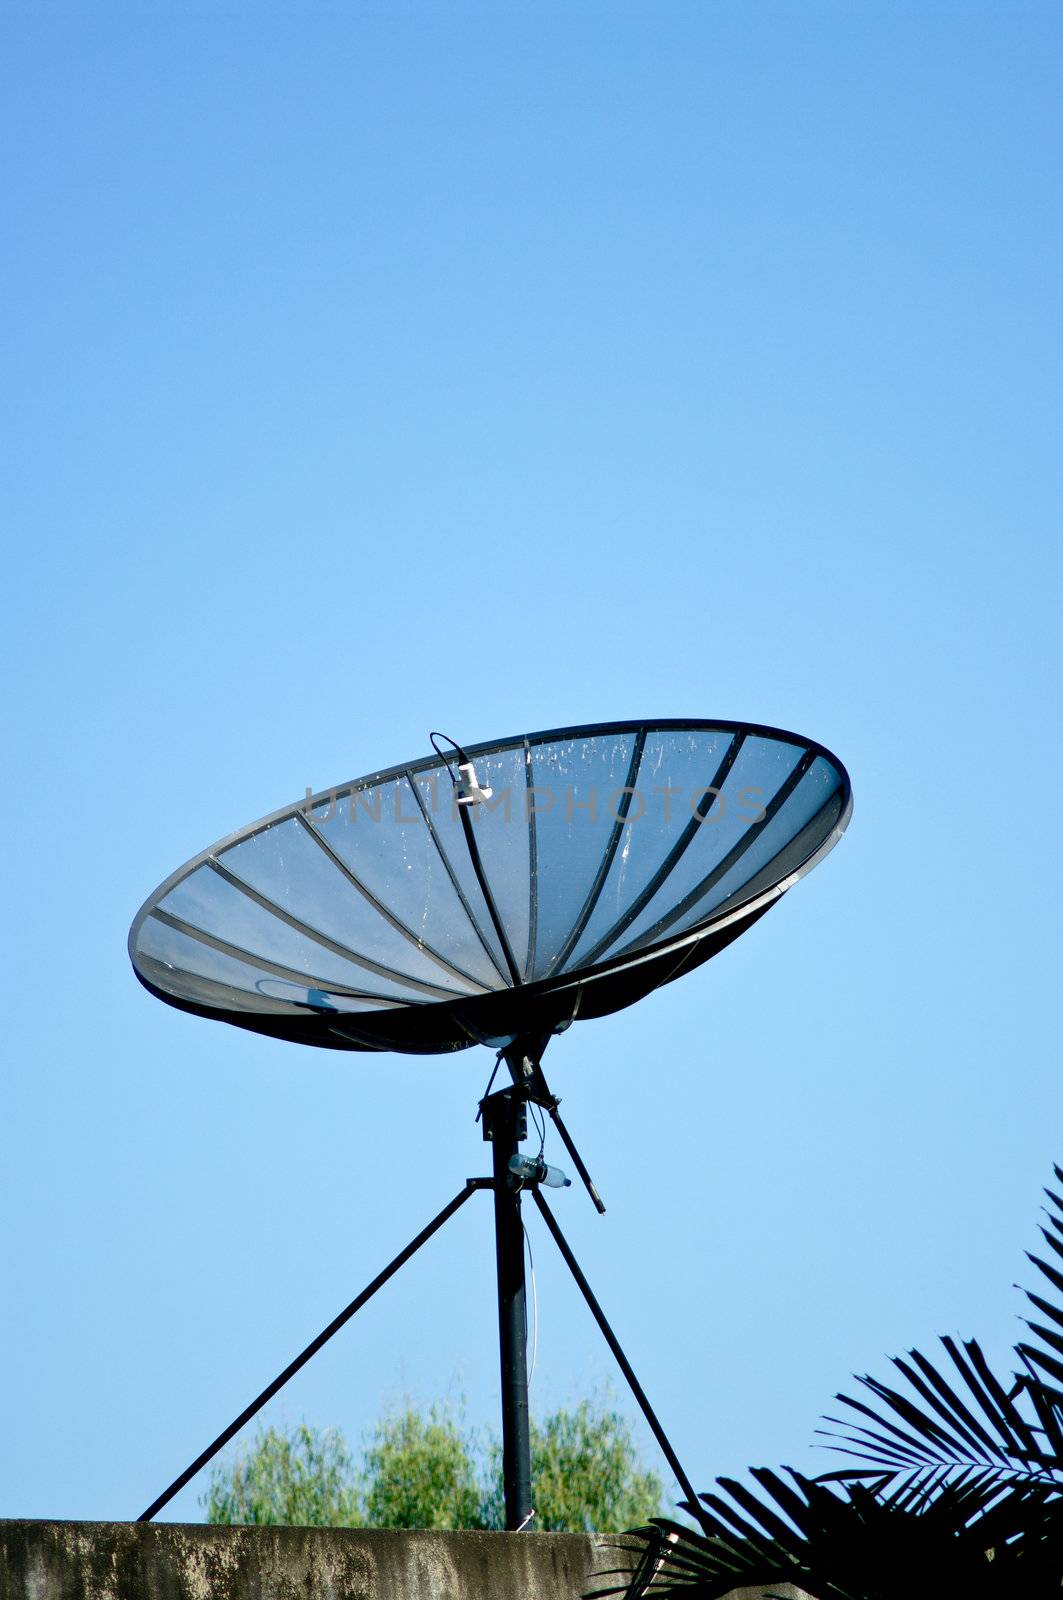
[523,1402,664,1532]
[203,1422,358,1527]
[359,1405,488,1530]
[202,1398,663,1533]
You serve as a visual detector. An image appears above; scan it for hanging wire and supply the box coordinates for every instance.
[523,1221,539,1390]
[529,1100,546,1160]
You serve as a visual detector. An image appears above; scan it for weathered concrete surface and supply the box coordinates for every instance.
[0,1521,813,1600]
[2,1523,626,1600]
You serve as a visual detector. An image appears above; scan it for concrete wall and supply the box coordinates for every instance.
[0,1522,813,1600]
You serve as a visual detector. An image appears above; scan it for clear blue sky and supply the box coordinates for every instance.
[2,0,1061,1523]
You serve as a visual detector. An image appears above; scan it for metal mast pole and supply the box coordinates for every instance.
[483,1086,533,1530]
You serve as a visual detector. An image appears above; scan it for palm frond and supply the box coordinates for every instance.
[817,1331,1063,1488]
[598,1157,1063,1599]
[816,1164,1063,1489]
[598,1469,1063,1600]
[1016,1168,1063,1390]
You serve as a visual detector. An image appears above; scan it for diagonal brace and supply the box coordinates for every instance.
[532,1188,702,1518]
[138,1179,490,1522]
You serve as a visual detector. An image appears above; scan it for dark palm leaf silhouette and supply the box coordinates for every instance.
[818,1166,1063,1488]
[1015,1169,1063,1392]
[593,1468,1063,1599]
[603,1162,1063,1599]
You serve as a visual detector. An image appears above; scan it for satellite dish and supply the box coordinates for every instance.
[130,718,851,1530]
[129,718,851,1055]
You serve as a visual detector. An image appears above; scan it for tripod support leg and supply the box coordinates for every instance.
[138,1180,488,1523]
[532,1189,702,1518]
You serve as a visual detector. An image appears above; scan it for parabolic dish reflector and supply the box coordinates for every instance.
[129,720,852,1053]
